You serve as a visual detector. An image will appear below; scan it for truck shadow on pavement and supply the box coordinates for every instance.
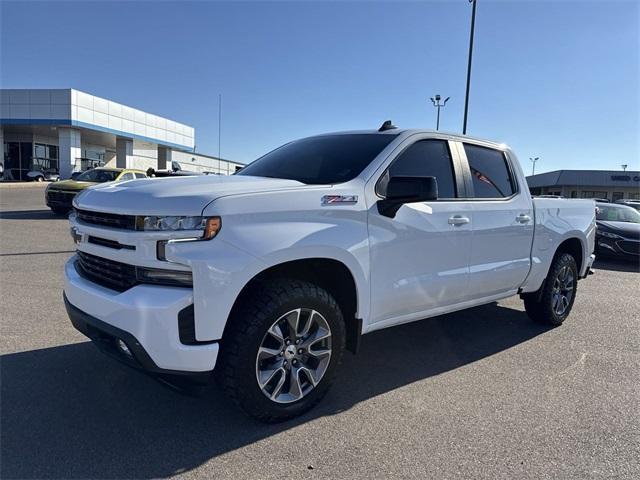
[0,209,67,220]
[1,303,549,479]
[593,258,640,273]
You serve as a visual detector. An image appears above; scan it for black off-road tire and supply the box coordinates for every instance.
[217,278,346,423]
[524,253,578,326]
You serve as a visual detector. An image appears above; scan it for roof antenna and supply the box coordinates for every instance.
[378,120,397,132]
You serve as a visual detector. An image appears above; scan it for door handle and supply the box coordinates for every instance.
[448,215,470,226]
[516,213,531,223]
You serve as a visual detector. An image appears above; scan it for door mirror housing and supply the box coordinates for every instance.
[377,175,438,218]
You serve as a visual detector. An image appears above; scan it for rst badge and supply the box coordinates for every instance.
[321,195,358,206]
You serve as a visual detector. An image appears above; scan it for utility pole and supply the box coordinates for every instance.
[463,0,477,135]
[218,94,222,173]
[430,94,450,130]
[621,164,628,172]
[530,157,539,176]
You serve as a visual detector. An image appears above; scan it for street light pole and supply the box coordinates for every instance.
[463,0,477,135]
[530,157,540,176]
[621,164,628,172]
[430,94,450,130]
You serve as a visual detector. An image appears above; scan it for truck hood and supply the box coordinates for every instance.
[49,179,98,191]
[74,175,306,215]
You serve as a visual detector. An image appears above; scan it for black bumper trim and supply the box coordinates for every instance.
[64,293,214,380]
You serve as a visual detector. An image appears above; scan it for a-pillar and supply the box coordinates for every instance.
[157,146,172,170]
[58,127,81,179]
[116,137,133,168]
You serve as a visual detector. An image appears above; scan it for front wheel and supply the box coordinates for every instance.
[217,278,345,422]
[524,253,578,326]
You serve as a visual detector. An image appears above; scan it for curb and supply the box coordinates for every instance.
[0,182,50,189]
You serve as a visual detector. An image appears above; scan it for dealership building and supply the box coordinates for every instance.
[0,88,243,180]
[526,169,640,201]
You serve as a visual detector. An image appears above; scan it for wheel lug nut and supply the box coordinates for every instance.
[292,359,298,365]
[298,349,303,354]
[286,340,291,345]
[279,351,283,356]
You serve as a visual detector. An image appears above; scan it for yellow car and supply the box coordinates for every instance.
[45,167,147,214]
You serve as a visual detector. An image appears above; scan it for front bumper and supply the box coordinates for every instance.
[64,256,218,374]
[596,236,640,258]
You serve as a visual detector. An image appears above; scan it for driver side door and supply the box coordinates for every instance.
[367,138,473,329]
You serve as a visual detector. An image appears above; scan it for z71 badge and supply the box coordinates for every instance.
[321,195,358,206]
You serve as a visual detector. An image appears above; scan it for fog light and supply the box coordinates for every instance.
[70,227,81,244]
[116,339,132,357]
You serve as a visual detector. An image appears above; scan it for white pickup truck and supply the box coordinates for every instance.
[64,125,596,422]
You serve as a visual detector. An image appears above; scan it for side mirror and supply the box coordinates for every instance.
[71,172,80,180]
[377,175,438,218]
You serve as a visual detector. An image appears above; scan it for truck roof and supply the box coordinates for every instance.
[311,128,508,150]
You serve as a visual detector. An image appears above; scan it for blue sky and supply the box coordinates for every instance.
[1,0,638,173]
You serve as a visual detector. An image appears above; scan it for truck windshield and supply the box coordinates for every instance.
[237,133,398,184]
[75,169,119,183]
[596,204,640,223]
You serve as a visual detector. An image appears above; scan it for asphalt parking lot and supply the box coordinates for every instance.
[1,184,639,479]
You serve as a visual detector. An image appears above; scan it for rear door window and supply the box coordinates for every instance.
[463,144,516,198]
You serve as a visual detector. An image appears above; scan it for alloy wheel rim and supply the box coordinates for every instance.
[551,265,575,316]
[255,308,332,404]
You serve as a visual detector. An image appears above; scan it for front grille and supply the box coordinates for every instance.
[75,251,138,292]
[48,190,76,203]
[618,240,640,255]
[76,209,138,230]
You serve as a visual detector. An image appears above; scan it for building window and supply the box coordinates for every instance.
[581,191,608,199]
[571,191,578,198]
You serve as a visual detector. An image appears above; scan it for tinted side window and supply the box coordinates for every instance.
[386,140,457,198]
[464,144,515,198]
[119,173,133,181]
[134,173,146,179]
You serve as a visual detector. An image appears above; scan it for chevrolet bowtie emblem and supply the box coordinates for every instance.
[321,195,358,206]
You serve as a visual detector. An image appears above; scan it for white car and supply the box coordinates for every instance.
[64,125,596,422]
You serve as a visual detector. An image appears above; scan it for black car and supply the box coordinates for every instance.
[595,203,640,259]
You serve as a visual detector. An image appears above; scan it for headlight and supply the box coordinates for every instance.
[141,216,221,240]
[598,231,622,240]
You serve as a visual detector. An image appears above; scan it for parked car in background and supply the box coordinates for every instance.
[46,167,147,214]
[64,126,596,422]
[26,169,59,182]
[146,161,203,178]
[595,202,640,259]
[614,199,640,211]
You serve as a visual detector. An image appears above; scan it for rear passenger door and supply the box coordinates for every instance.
[457,142,534,298]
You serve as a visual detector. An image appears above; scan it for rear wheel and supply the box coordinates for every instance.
[524,253,578,326]
[217,278,345,422]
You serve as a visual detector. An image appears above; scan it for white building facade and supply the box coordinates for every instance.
[0,88,243,180]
